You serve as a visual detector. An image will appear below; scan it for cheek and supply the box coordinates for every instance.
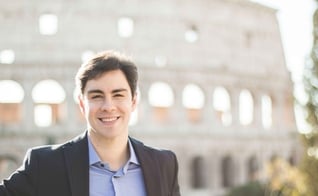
[87,102,99,113]
[117,101,135,113]
[82,102,96,117]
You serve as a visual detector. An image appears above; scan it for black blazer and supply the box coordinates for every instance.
[0,132,181,196]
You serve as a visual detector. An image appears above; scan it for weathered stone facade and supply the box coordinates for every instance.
[0,0,299,195]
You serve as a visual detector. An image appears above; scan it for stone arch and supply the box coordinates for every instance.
[148,82,174,122]
[221,155,235,187]
[0,154,19,180]
[0,80,24,124]
[247,155,259,181]
[239,89,254,125]
[288,148,299,166]
[213,86,232,126]
[182,83,205,123]
[117,16,134,38]
[261,94,272,129]
[32,79,66,127]
[39,13,58,35]
[191,156,207,189]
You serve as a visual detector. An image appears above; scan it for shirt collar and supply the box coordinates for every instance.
[87,137,140,167]
[88,137,101,166]
[127,138,140,165]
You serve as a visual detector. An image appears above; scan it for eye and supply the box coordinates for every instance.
[91,94,103,99]
[114,93,124,97]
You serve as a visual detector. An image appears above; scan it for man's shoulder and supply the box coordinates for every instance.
[28,132,87,155]
[129,137,177,160]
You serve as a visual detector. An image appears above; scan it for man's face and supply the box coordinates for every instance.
[79,70,137,141]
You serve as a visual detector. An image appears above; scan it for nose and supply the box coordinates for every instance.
[101,98,115,111]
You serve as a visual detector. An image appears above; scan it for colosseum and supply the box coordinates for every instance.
[0,0,299,195]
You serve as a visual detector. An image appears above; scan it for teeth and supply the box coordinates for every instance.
[100,117,117,122]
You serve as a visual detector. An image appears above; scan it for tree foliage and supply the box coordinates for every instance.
[301,1,318,195]
[226,181,265,196]
[226,158,306,196]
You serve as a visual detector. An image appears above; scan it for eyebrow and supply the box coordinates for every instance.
[112,88,128,94]
[87,89,104,95]
[87,88,128,95]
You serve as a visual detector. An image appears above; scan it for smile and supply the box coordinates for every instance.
[99,117,119,122]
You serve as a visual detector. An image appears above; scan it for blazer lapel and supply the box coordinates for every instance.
[63,132,89,196]
[130,138,163,196]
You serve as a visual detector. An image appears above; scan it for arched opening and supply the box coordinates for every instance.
[81,50,95,63]
[222,156,235,187]
[247,155,259,181]
[32,79,66,127]
[0,49,15,64]
[239,89,254,125]
[213,87,232,126]
[288,149,298,166]
[0,155,18,180]
[118,17,134,38]
[182,84,205,123]
[0,80,24,124]
[184,25,199,43]
[191,156,207,189]
[148,82,174,122]
[39,13,58,35]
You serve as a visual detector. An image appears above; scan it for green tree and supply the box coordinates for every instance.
[226,157,306,196]
[265,157,307,196]
[226,181,265,196]
[301,1,318,195]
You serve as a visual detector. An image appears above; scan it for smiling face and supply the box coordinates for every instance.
[79,70,137,142]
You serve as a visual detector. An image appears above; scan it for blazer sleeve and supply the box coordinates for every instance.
[0,148,38,196]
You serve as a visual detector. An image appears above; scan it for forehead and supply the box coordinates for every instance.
[84,70,130,93]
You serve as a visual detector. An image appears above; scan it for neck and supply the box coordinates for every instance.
[88,133,130,171]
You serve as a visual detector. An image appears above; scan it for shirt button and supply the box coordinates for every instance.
[100,163,104,167]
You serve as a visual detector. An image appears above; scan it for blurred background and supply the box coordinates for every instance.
[0,0,317,195]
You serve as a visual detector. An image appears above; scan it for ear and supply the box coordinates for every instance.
[131,93,138,112]
[78,94,85,114]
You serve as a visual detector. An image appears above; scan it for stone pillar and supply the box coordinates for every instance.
[213,152,223,191]
[203,86,217,130]
[236,154,247,185]
[170,83,186,126]
[253,91,262,129]
[229,88,240,127]
[63,78,79,133]
[208,151,220,190]
[272,93,284,131]
[138,82,152,126]
[21,80,35,133]
[178,149,192,192]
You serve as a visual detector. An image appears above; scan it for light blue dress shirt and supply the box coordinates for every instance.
[88,137,147,196]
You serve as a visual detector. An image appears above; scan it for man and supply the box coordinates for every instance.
[0,51,181,196]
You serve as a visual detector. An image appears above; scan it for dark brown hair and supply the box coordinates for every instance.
[75,50,138,97]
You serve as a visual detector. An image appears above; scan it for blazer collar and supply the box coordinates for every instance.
[63,132,89,196]
[130,137,163,196]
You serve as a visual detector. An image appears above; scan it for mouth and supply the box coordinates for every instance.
[98,116,120,123]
